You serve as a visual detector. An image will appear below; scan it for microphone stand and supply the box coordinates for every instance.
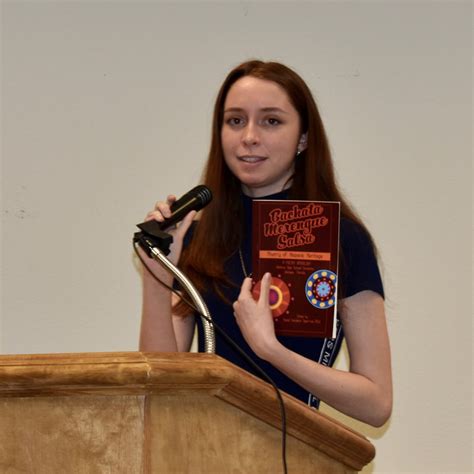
[134,227,216,354]
[135,221,287,474]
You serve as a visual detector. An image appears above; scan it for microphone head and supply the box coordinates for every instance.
[193,185,213,210]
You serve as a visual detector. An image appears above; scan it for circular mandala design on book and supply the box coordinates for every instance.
[252,276,291,318]
[305,270,337,309]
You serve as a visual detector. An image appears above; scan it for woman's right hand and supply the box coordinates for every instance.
[139,194,196,273]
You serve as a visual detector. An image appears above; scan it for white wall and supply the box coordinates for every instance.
[1,1,472,473]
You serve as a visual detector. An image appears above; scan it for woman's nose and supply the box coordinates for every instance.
[242,123,259,146]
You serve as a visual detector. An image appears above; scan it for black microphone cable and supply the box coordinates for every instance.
[133,242,288,474]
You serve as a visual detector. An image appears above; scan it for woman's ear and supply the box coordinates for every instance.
[297,132,308,154]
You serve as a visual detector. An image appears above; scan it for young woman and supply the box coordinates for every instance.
[139,60,392,427]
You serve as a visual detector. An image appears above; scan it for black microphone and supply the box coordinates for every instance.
[136,185,212,238]
[160,185,212,230]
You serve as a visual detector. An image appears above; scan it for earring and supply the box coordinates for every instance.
[297,133,308,156]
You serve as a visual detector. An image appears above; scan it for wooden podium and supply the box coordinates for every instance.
[0,352,375,473]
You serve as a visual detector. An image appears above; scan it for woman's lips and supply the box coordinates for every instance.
[238,155,267,163]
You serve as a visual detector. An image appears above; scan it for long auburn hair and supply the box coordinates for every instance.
[175,60,376,314]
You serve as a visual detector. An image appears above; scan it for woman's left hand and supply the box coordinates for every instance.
[233,272,280,360]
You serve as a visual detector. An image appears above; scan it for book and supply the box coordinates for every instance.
[252,200,340,338]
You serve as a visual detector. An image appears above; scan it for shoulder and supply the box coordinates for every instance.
[339,218,384,299]
[340,218,377,262]
[340,218,372,246]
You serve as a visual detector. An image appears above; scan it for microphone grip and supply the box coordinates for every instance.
[162,197,200,230]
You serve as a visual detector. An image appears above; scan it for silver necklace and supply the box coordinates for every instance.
[238,247,251,278]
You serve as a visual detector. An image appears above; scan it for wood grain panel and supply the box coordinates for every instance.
[147,394,352,474]
[0,352,375,471]
[0,395,145,473]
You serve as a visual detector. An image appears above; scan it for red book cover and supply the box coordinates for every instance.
[252,200,340,338]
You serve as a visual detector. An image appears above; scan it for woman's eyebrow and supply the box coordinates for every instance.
[223,106,289,114]
[260,107,289,114]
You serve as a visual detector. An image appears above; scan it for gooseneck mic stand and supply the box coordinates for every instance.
[134,217,288,474]
[134,222,216,354]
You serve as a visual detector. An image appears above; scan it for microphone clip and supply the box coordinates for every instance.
[134,221,173,256]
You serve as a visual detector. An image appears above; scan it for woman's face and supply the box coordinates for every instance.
[221,76,306,197]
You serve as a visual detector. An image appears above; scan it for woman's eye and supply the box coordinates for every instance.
[226,117,244,126]
[265,117,281,126]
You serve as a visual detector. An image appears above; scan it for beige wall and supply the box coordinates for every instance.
[1,1,472,473]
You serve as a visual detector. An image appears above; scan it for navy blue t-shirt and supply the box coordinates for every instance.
[182,190,384,407]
